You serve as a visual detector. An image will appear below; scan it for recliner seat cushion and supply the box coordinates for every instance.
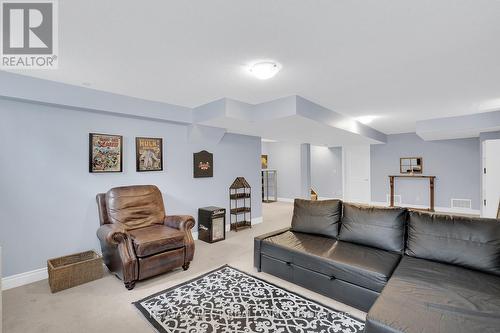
[406,211,500,276]
[291,199,342,238]
[106,185,166,230]
[128,225,185,257]
[261,231,401,292]
[365,256,500,333]
[339,204,407,253]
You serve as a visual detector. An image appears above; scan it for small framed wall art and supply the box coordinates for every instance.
[261,155,268,169]
[400,157,423,174]
[193,150,213,178]
[89,133,123,173]
[136,137,163,172]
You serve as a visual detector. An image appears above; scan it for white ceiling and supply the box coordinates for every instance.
[7,0,500,134]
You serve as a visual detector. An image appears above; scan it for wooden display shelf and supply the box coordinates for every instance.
[229,177,252,232]
[230,207,251,215]
[230,220,252,231]
[230,193,251,199]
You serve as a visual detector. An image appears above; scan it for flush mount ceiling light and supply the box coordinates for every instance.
[355,115,378,125]
[249,61,281,80]
[479,98,500,111]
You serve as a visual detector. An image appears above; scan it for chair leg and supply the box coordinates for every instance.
[182,262,190,271]
[125,281,136,290]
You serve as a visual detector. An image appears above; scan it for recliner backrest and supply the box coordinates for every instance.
[105,185,166,230]
[96,193,110,225]
[406,211,500,276]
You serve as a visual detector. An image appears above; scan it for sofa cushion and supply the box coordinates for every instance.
[406,211,500,276]
[106,185,166,230]
[339,204,408,253]
[128,225,185,257]
[290,199,342,238]
[365,256,500,333]
[261,231,401,292]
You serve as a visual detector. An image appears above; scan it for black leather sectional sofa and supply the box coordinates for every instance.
[254,199,500,333]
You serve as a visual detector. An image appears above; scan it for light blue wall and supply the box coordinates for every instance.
[311,146,343,198]
[261,143,343,200]
[261,142,302,199]
[479,131,500,142]
[371,133,480,209]
[0,99,262,277]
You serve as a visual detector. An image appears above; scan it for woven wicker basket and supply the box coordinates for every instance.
[47,250,103,293]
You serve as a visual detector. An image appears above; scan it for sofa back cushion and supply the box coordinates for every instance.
[339,204,407,253]
[106,185,166,230]
[406,211,500,276]
[291,199,342,238]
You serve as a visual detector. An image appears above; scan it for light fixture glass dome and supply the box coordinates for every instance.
[249,61,281,80]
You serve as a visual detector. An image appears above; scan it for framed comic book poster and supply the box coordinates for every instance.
[89,133,123,173]
[136,137,163,172]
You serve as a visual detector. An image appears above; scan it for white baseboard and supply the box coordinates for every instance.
[224,216,263,231]
[370,201,480,215]
[3,217,264,291]
[277,197,294,203]
[252,216,263,225]
[2,267,48,291]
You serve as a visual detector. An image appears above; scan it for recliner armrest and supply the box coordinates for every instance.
[164,215,195,231]
[96,224,128,245]
[254,227,291,271]
[165,215,196,263]
[96,223,138,285]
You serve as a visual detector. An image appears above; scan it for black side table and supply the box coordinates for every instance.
[198,206,226,243]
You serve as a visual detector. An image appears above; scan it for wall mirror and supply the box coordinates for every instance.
[400,157,423,174]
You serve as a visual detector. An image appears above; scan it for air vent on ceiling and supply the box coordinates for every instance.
[386,194,402,205]
[451,199,472,209]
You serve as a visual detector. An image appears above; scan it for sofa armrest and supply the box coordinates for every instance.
[96,224,128,245]
[164,215,196,263]
[254,227,291,271]
[164,215,195,231]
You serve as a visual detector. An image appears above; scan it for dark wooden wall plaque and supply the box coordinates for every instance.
[194,150,213,178]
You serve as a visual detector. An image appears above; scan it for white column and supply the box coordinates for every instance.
[300,143,311,199]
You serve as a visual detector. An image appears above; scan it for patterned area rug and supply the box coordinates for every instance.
[134,265,365,333]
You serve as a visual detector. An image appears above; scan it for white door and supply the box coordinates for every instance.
[343,145,371,204]
[482,139,500,218]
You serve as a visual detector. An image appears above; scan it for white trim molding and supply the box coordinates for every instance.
[225,216,263,231]
[2,216,265,291]
[252,216,263,225]
[277,197,294,203]
[370,201,480,216]
[2,267,48,291]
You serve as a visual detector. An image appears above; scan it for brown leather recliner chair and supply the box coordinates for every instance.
[96,185,195,290]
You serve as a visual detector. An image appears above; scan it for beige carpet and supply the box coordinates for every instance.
[3,202,366,332]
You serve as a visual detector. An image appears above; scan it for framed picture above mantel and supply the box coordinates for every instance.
[400,157,423,174]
